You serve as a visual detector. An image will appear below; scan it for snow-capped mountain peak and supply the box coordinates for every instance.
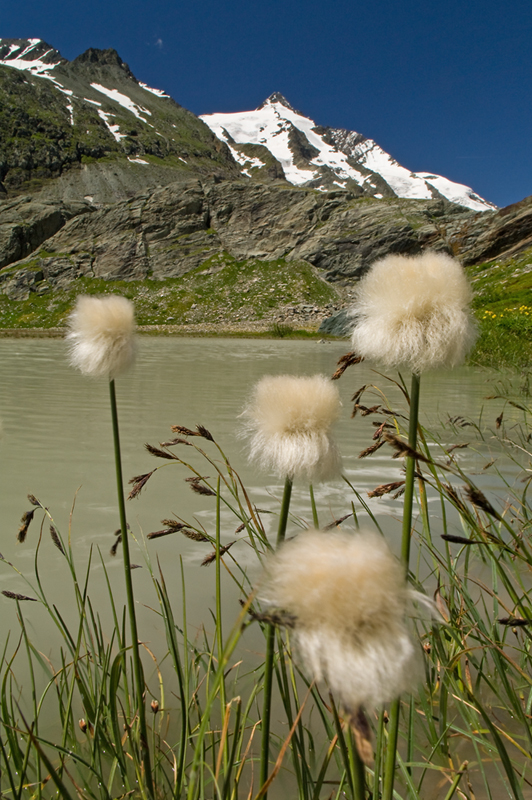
[201,94,370,188]
[201,96,496,211]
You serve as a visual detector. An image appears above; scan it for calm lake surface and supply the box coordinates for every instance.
[0,336,522,674]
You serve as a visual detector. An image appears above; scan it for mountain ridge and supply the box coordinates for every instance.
[1,39,494,212]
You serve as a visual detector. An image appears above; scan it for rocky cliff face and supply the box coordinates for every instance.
[3,177,524,302]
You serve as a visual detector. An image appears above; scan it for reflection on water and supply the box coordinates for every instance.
[0,338,521,634]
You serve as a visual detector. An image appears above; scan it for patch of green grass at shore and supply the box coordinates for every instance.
[3,246,532,360]
[0,254,339,333]
[466,246,532,369]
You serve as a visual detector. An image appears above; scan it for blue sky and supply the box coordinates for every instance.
[1,0,531,208]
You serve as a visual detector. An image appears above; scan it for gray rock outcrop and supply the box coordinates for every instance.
[1,180,482,297]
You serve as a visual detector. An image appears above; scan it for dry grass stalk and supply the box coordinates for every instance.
[27,494,40,507]
[182,529,210,542]
[196,424,214,441]
[50,525,66,555]
[367,481,405,499]
[445,443,469,454]
[383,432,432,464]
[331,352,364,380]
[240,599,297,628]
[127,471,155,500]
[464,485,502,520]
[186,477,216,496]
[147,529,178,540]
[171,425,199,437]
[160,437,193,447]
[2,589,37,602]
[110,535,122,556]
[353,403,381,418]
[144,443,178,460]
[17,510,36,543]
[201,541,236,566]
[441,534,485,545]
[160,519,187,530]
[351,385,368,405]
[323,513,353,529]
[380,407,405,418]
[358,440,385,459]
[372,421,393,440]
[441,483,469,514]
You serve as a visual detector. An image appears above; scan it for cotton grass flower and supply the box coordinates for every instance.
[259,529,422,711]
[350,251,477,374]
[66,295,136,379]
[242,374,342,482]
[65,293,152,787]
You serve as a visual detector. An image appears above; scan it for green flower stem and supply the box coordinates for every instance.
[383,371,421,800]
[109,379,154,798]
[260,475,293,796]
[309,484,319,529]
[347,729,367,800]
[400,372,421,566]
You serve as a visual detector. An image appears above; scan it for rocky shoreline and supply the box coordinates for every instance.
[0,321,342,338]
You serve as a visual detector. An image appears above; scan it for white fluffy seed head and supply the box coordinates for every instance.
[350,251,477,373]
[242,374,342,482]
[66,295,136,379]
[260,530,422,709]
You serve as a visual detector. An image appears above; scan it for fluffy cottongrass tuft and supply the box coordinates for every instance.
[260,530,421,709]
[350,251,477,373]
[66,295,136,379]
[242,374,342,482]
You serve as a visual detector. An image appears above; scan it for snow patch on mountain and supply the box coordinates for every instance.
[351,138,432,200]
[97,109,126,142]
[224,144,265,177]
[139,81,169,98]
[418,173,490,210]
[90,83,151,121]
